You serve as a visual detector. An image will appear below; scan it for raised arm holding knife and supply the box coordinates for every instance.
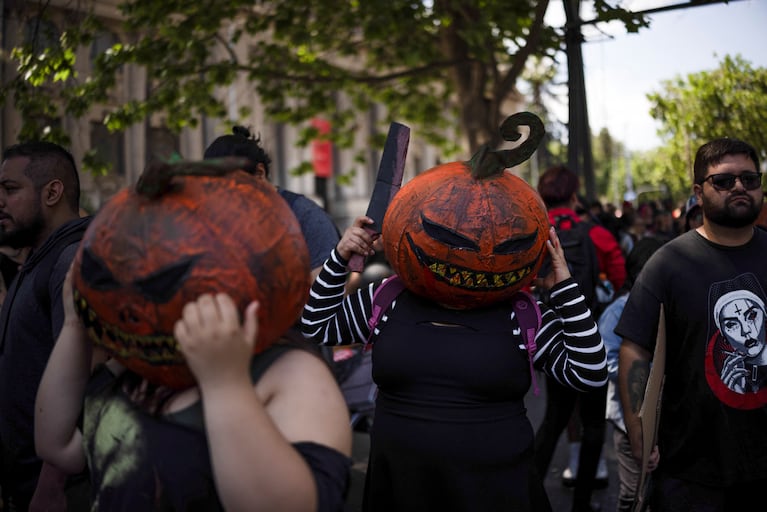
[347,122,410,273]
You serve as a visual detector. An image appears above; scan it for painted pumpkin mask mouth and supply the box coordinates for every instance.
[405,232,541,291]
[74,288,183,365]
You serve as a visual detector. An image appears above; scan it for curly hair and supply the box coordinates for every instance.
[203,126,272,178]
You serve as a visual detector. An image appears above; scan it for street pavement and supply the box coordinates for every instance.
[343,379,619,511]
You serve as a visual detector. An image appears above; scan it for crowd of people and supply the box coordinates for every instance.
[584,189,710,261]
[0,128,763,512]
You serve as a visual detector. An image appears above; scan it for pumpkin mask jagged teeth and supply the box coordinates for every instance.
[75,283,185,366]
[407,233,535,290]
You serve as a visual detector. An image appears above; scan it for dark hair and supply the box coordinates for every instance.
[203,126,272,178]
[2,141,81,212]
[624,237,664,290]
[537,165,579,208]
[693,138,760,185]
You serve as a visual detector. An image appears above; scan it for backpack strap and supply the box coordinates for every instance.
[512,290,542,395]
[553,213,578,230]
[366,274,406,345]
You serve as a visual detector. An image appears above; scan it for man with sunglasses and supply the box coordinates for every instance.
[615,137,767,511]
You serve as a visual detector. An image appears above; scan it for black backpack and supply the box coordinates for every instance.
[539,214,601,313]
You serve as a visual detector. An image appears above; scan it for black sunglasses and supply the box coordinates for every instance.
[701,172,762,191]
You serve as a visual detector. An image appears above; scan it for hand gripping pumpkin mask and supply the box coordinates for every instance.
[71,159,311,389]
[382,112,548,310]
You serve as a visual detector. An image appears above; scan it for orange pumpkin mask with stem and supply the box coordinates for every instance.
[382,112,549,310]
[71,159,311,390]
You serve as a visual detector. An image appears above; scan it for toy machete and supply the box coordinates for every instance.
[348,122,410,272]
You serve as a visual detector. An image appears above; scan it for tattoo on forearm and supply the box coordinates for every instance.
[628,360,650,414]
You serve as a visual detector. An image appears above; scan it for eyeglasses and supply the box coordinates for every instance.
[701,172,762,191]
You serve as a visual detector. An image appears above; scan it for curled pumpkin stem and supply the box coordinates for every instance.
[469,111,546,180]
[135,157,253,198]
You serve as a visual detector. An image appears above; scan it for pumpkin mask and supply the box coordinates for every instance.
[71,159,311,390]
[382,112,548,309]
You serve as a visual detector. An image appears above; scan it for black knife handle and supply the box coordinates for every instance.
[347,225,379,273]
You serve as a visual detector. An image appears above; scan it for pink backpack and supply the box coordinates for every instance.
[366,275,543,395]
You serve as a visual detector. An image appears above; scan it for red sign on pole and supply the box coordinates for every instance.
[311,118,333,178]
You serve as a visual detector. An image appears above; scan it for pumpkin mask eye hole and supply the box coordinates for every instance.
[493,229,540,255]
[134,255,202,304]
[422,214,479,251]
[80,247,121,291]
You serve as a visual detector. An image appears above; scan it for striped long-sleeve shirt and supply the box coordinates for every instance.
[301,249,607,392]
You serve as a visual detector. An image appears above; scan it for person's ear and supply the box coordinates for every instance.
[568,193,579,209]
[255,163,268,180]
[693,184,703,202]
[42,179,65,207]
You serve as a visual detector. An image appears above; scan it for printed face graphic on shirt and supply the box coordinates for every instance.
[717,296,765,358]
[705,277,767,409]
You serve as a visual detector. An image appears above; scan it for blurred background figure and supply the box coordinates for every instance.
[535,165,622,512]
[754,198,766,230]
[0,246,29,307]
[681,194,703,232]
[599,237,664,512]
[649,208,676,243]
[204,126,340,281]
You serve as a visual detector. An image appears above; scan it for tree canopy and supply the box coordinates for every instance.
[648,54,767,158]
[645,55,767,195]
[2,0,646,175]
[585,55,767,208]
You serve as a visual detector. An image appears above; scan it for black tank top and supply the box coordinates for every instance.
[83,343,298,511]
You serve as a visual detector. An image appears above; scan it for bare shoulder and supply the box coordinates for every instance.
[257,345,348,409]
[263,346,335,381]
[261,347,349,408]
[258,346,352,454]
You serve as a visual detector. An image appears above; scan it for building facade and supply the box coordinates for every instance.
[1,0,450,230]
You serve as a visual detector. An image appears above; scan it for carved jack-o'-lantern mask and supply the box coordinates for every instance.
[382,112,549,309]
[72,159,311,389]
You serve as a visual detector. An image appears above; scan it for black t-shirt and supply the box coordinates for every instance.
[615,228,767,486]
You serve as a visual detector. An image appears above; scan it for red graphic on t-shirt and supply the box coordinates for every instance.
[705,331,767,409]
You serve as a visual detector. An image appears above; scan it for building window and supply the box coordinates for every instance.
[90,122,125,176]
[24,17,60,54]
[90,31,119,64]
[147,127,179,164]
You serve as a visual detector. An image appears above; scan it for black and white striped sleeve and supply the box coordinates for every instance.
[532,278,607,392]
[300,248,377,346]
